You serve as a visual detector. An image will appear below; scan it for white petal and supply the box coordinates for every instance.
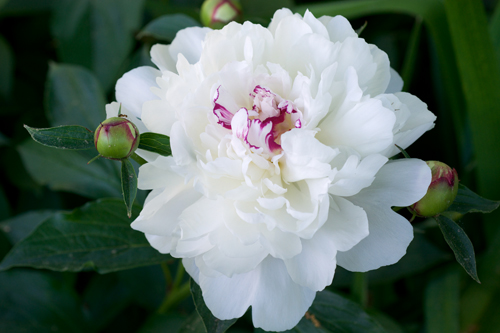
[281,129,338,182]
[323,196,369,252]
[131,175,202,236]
[170,121,197,166]
[337,159,431,271]
[151,44,177,72]
[183,257,200,284]
[318,82,396,156]
[199,263,259,320]
[170,27,212,64]
[385,67,404,93]
[323,15,357,42]
[198,257,316,332]
[142,99,177,136]
[329,154,388,197]
[251,257,316,331]
[137,156,175,190]
[303,10,329,39]
[115,66,161,118]
[336,201,413,272]
[145,234,173,254]
[352,158,432,208]
[284,230,338,290]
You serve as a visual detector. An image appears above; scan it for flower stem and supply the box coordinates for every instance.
[173,261,185,289]
[352,272,368,308]
[157,280,191,314]
[161,262,173,288]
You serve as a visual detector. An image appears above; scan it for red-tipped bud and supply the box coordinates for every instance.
[408,161,459,217]
[94,117,140,160]
[200,0,242,29]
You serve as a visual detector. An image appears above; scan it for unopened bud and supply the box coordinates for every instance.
[408,161,459,217]
[94,117,140,160]
[200,0,242,29]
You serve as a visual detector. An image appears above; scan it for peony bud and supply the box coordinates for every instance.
[408,161,459,217]
[94,117,140,160]
[200,0,242,29]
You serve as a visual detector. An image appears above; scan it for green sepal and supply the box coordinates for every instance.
[121,158,137,218]
[24,124,94,150]
[395,144,411,158]
[434,215,480,283]
[138,132,171,156]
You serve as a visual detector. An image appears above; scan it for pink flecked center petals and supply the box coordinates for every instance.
[213,84,302,156]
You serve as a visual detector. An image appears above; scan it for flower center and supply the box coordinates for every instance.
[213,85,302,156]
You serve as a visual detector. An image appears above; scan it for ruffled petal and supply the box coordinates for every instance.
[281,129,338,183]
[115,66,161,118]
[337,159,431,271]
[251,257,316,331]
[385,67,404,93]
[198,257,316,332]
[169,27,212,64]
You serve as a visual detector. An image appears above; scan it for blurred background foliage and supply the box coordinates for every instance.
[0,0,500,332]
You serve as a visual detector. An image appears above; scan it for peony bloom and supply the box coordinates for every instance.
[113,9,436,331]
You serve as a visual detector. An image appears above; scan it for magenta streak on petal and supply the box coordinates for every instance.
[213,86,234,129]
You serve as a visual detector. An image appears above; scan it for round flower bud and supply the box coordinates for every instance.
[408,161,459,217]
[94,117,140,160]
[200,0,242,29]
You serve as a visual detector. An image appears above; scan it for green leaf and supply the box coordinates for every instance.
[0,184,10,221]
[0,130,9,146]
[179,311,207,333]
[121,158,137,218]
[45,63,106,130]
[137,14,201,42]
[0,34,13,98]
[139,132,172,156]
[51,0,145,90]
[0,198,171,273]
[0,210,57,244]
[290,289,387,332]
[139,313,188,333]
[446,183,500,215]
[0,269,88,332]
[443,0,500,237]
[82,273,133,331]
[425,270,460,333]
[401,16,423,91]
[435,215,480,283]
[190,279,237,333]
[490,1,500,65]
[0,0,8,11]
[18,139,121,199]
[24,125,95,150]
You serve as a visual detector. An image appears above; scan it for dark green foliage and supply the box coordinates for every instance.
[139,132,172,156]
[24,124,95,150]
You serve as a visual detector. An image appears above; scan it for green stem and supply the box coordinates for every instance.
[352,272,368,308]
[173,261,185,289]
[157,281,191,314]
[161,262,173,288]
[130,152,147,165]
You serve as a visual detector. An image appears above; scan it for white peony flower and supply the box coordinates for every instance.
[114,9,436,331]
